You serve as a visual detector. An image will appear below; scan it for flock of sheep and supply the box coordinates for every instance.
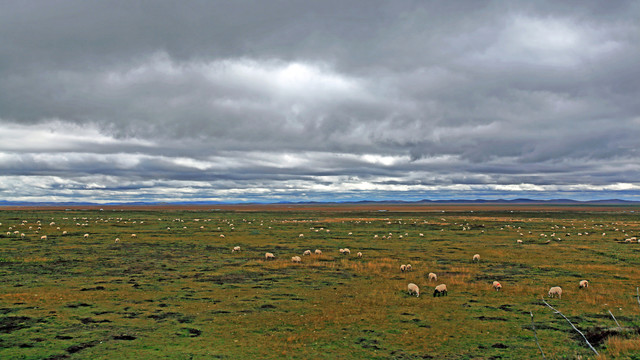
[2,213,630,305]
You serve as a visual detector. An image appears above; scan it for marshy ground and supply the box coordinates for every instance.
[1,205,639,359]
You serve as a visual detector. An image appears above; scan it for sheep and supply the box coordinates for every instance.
[472,254,480,262]
[548,286,563,299]
[299,233,304,238]
[400,264,407,273]
[265,252,275,260]
[357,252,363,258]
[433,284,448,297]
[407,283,420,297]
[492,281,502,291]
[220,234,225,238]
[314,249,322,255]
[405,264,412,272]
[516,239,523,244]
[303,250,312,256]
[62,231,67,235]
[131,234,137,238]
[83,233,89,238]
[579,280,589,289]
[40,235,47,240]
[115,238,120,243]
[341,248,351,255]
[428,272,437,282]
[232,246,241,253]
[291,256,302,263]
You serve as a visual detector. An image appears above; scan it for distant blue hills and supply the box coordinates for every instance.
[0,198,638,207]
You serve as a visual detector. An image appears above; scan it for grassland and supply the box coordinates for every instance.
[1,205,640,359]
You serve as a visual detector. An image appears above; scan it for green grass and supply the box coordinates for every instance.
[1,208,640,359]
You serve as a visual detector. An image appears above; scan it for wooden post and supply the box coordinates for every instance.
[530,311,546,359]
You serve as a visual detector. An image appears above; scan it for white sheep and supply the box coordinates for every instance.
[232,246,241,253]
[265,252,275,260]
[407,283,420,297]
[299,233,304,238]
[400,264,407,273]
[40,235,47,240]
[406,264,412,272]
[428,272,437,282]
[220,234,225,238]
[115,238,120,243]
[516,239,523,244]
[303,250,312,256]
[579,280,589,289]
[433,284,448,297]
[314,249,322,255]
[291,256,302,263]
[472,254,480,262]
[83,233,89,238]
[357,252,363,258]
[342,248,351,255]
[492,281,502,291]
[548,286,563,299]
[131,234,137,238]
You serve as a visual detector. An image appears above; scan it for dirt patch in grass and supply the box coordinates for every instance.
[583,326,640,346]
[0,315,38,333]
[66,340,101,354]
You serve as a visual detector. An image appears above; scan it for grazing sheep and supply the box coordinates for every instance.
[342,248,351,255]
[357,252,363,258]
[516,239,523,244]
[299,233,304,238]
[314,249,322,255]
[400,264,407,273]
[83,233,89,238]
[433,284,448,297]
[492,281,502,291]
[265,252,275,260]
[291,256,302,263]
[40,235,47,240]
[406,264,412,272]
[428,272,437,282]
[115,238,120,243]
[407,283,420,297]
[579,280,589,289]
[472,254,480,262]
[548,286,563,299]
[232,246,241,253]
[131,234,137,238]
[303,250,312,256]
[62,231,67,235]
[220,234,225,238]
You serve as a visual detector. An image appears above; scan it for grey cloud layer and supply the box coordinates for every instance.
[1,1,639,202]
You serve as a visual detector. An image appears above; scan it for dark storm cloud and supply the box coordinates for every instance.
[1,0,639,202]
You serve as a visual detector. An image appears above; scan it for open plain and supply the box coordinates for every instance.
[1,205,640,359]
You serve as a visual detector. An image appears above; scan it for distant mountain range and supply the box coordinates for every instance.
[0,198,639,207]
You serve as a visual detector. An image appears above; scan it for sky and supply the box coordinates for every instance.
[1,0,639,203]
